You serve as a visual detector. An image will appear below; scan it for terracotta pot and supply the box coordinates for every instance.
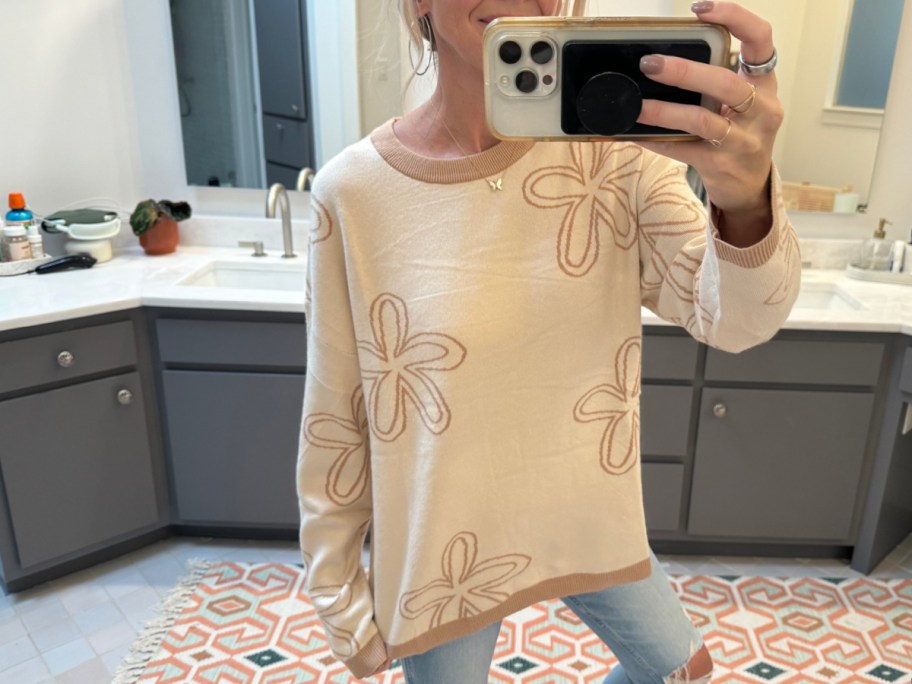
[139,215,179,255]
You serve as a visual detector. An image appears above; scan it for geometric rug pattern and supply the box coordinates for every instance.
[119,562,912,683]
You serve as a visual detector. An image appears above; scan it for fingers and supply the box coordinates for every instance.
[692,1,774,66]
[637,99,735,146]
[640,55,762,112]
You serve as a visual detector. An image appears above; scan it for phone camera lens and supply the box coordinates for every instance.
[515,70,538,94]
[530,41,554,64]
[499,41,522,64]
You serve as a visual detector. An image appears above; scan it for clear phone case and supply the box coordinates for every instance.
[483,17,732,141]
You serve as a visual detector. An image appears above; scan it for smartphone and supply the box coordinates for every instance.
[483,17,731,141]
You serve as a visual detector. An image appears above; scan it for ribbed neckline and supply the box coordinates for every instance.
[370,117,535,185]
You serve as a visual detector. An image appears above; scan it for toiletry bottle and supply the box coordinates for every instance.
[852,218,894,270]
[889,238,906,273]
[903,227,912,275]
[27,224,44,258]
[6,192,33,233]
[3,225,32,261]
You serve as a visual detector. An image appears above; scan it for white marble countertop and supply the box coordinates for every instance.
[1,244,911,335]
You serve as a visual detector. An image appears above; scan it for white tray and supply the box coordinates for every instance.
[0,255,54,277]
[846,265,912,286]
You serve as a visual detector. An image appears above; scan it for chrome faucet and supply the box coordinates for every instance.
[266,183,297,259]
[296,167,316,192]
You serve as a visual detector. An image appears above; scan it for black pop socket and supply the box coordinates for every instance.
[575,72,643,136]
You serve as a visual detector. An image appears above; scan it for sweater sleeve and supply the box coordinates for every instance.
[637,152,801,353]
[297,192,390,678]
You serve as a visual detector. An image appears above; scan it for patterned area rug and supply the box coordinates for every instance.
[113,561,912,683]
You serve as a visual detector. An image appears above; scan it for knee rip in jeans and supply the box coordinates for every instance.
[662,640,713,684]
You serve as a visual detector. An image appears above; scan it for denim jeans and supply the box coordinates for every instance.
[400,548,709,684]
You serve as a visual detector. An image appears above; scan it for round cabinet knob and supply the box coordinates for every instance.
[117,389,134,406]
[291,104,299,113]
[713,403,728,418]
[57,351,75,368]
[276,123,284,132]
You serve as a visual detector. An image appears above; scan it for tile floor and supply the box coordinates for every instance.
[1,533,910,684]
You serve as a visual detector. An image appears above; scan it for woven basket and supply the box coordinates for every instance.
[781,181,846,213]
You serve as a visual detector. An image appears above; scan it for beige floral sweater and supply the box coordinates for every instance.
[297,118,800,678]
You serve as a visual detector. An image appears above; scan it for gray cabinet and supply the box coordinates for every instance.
[154,315,307,529]
[0,373,158,566]
[687,336,885,545]
[640,333,698,533]
[162,371,304,526]
[688,388,874,540]
[638,330,896,561]
[0,315,165,591]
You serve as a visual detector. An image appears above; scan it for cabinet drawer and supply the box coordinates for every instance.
[642,463,683,531]
[0,321,136,396]
[263,114,311,168]
[705,339,883,386]
[642,335,699,381]
[157,319,307,368]
[641,385,692,457]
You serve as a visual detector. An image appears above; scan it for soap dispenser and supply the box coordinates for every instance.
[851,218,894,270]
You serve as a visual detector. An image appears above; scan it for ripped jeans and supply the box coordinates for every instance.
[400,548,711,684]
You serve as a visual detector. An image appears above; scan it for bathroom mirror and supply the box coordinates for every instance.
[168,0,904,215]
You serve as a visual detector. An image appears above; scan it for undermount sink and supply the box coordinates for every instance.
[793,282,864,310]
[177,260,305,292]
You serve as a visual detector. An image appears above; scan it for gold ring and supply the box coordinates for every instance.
[731,83,758,114]
[707,118,733,148]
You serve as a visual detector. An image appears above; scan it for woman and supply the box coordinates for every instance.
[297,0,799,681]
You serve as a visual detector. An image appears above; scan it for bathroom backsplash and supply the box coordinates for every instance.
[37,214,860,270]
[797,238,863,269]
[83,215,313,254]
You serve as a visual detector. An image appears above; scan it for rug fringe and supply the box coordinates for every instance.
[111,557,213,684]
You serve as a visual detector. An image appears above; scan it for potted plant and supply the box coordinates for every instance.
[130,199,192,255]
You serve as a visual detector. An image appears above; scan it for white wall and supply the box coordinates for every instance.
[0,0,909,237]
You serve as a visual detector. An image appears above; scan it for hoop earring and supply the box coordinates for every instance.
[414,14,436,76]
[420,14,436,52]
[415,51,432,76]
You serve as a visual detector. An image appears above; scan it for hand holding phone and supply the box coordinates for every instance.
[483,17,731,141]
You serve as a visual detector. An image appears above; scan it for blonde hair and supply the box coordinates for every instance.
[398,0,588,81]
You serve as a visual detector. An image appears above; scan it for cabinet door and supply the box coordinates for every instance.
[688,389,874,541]
[0,373,159,568]
[162,371,305,526]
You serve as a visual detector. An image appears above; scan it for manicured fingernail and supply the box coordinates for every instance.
[640,55,664,75]
[691,1,715,13]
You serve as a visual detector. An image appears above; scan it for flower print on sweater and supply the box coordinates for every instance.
[357,294,467,442]
[523,143,642,277]
[573,337,641,476]
[310,198,333,244]
[302,386,370,507]
[308,558,366,659]
[399,532,531,629]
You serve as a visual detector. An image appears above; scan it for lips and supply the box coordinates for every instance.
[479,15,524,24]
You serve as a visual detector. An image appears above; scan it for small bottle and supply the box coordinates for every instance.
[904,227,912,275]
[27,224,44,258]
[3,225,32,261]
[5,192,33,233]
[888,240,905,273]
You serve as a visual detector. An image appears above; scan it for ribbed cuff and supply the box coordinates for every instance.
[710,166,785,269]
[344,632,390,679]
